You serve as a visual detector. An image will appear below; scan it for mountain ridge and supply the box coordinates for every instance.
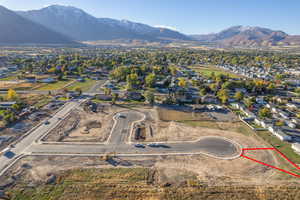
[190,25,300,47]
[0,5,76,45]
[17,5,192,42]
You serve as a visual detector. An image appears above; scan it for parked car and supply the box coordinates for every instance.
[44,121,50,125]
[134,144,145,148]
[147,143,160,148]
[117,113,126,119]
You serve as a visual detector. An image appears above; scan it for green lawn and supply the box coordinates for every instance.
[66,79,96,92]
[0,75,18,81]
[190,65,241,79]
[36,80,73,91]
[256,131,300,164]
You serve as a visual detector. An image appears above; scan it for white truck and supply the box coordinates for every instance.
[0,147,10,156]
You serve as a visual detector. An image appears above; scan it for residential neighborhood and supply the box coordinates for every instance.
[0,47,300,199]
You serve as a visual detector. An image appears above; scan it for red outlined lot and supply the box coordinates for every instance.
[241,147,300,178]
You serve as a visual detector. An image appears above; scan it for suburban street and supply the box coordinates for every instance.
[0,99,83,176]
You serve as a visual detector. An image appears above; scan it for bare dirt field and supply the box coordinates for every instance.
[132,106,252,143]
[2,152,300,200]
[43,104,149,142]
[43,105,116,142]
[0,81,41,90]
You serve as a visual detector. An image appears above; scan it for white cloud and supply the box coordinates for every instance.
[154,25,179,31]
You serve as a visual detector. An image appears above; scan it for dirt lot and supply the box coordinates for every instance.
[0,80,42,90]
[43,104,148,142]
[132,106,250,143]
[3,105,299,199]
[43,105,113,142]
[2,153,300,200]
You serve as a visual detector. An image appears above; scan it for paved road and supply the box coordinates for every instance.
[29,137,238,158]
[27,111,239,158]
[0,102,241,177]
[0,99,83,175]
[108,111,143,145]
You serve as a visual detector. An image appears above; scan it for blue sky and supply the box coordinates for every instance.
[0,0,299,35]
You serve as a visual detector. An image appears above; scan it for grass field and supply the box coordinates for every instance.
[9,168,158,200]
[181,120,253,136]
[66,79,96,92]
[256,130,300,164]
[0,75,18,81]
[36,80,73,91]
[190,65,241,79]
[8,167,300,200]
[157,108,211,121]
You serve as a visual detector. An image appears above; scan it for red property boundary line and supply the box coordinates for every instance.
[241,147,300,178]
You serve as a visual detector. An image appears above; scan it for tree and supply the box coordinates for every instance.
[221,81,234,90]
[110,66,129,82]
[145,73,156,88]
[112,93,119,105]
[199,88,207,96]
[126,73,139,90]
[3,111,16,125]
[217,89,229,104]
[259,107,271,119]
[104,88,112,96]
[169,66,178,76]
[234,91,244,101]
[209,83,218,93]
[7,89,17,100]
[209,72,216,80]
[12,103,21,111]
[244,97,256,108]
[144,90,155,105]
[267,83,276,93]
[178,78,187,88]
[75,87,82,95]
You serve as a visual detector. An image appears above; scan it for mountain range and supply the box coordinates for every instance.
[0,5,74,45]
[0,4,299,47]
[190,26,300,47]
[16,5,191,42]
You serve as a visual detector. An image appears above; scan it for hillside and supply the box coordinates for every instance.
[18,5,192,42]
[191,26,300,47]
[0,6,75,45]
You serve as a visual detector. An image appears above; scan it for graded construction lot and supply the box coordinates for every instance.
[2,104,300,200]
[43,107,114,142]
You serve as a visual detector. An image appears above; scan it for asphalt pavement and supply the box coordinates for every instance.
[0,100,241,177]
